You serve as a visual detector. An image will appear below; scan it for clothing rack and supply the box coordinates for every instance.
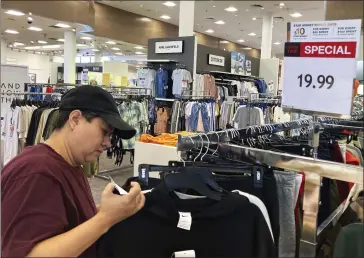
[0,92,62,96]
[177,118,363,258]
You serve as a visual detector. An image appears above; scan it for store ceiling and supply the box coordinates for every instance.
[99,0,325,55]
[1,9,148,65]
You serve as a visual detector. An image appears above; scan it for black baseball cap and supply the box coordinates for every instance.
[59,86,136,139]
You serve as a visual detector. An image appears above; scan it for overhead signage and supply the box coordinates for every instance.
[208,54,225,67]
[282,19,361,117]
[155,41,183,54]
[87,66,102,72]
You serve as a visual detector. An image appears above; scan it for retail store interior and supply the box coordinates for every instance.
[1,1,363,258]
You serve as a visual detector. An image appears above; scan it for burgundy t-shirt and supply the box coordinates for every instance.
[1,143,97,257]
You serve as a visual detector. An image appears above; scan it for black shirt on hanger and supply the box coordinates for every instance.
[98,181,276,258]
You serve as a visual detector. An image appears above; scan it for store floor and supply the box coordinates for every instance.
[89,152,134,205]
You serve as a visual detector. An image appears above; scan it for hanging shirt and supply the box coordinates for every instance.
[137,69,156,93]
[1,107,20,165]
[172,69,192,96]
[155,69,168,98]
[118,102,143,150]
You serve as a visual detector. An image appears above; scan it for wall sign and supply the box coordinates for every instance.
[282,19,361,116]
[245,60,252,75]
[208,54,225,67]
[231,52,246,75]
[155,41,183,54]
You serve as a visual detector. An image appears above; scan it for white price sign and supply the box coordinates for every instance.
[282,19,361,116]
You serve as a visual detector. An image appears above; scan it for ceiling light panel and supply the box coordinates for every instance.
[247,33,256,36]
[77,44,87,47]
[57,39,65,42]
[237,39,245,43]
[134,46,144,49]
[42,45,60,49]
[5,10,25,16]
[54,23,71,28]
[13,42,24,46]
[205,29,214,33]
[25,46,41,50]
[37,40,47,44]
[273,42,281,45]
[92,49,100,52]
[214,20,225,25]
[160,15,171,20]
[5,29,19,34]
[163,2,176,7]
[28,26,43,31]
[279,3,285,7]
[225,6,238,12]
[106,41,116,45]
[135,52,145,55]
[115,52,124,55]
[290,12,302,18]
[112,47,120,50]
[220,40,229,44]
[81,36,92,40]
[242,47,252,50]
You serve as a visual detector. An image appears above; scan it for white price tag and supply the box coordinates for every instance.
[177,212,192,231]
[282,41,358,116]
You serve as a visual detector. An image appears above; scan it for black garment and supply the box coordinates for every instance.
[98,182,276,258]
[26,107,47,146]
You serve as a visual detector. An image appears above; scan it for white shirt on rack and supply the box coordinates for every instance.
[1,107,20,165]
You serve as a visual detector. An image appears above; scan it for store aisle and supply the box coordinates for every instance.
[89,168,134,205]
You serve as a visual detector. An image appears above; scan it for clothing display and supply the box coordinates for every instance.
[155,68,169,98]
[137,68,156,94]
[172,68,192,97]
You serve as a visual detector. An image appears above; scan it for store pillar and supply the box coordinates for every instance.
[94,52,102,63]
[178,1,195,37]
[260,13,273,59]
[64,31,76,83]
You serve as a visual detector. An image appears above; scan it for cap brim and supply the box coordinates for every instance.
[99,113,136,139]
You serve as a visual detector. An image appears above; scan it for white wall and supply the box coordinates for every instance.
[103,61,128,77]
[1,41,51,83]
[128,65,137,79]
[259,58,280,95]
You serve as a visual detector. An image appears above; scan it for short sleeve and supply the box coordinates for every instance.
[1,173,68,257]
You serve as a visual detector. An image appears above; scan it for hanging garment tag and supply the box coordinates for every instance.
[253,166,265,188]
[171,250,196,258]
[177,212,192,230]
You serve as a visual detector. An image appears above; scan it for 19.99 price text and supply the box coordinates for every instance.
[297,74,334,89]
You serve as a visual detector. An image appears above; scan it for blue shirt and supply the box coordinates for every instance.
[155,69,168,98]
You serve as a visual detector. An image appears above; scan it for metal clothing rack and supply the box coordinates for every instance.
[177,118,363,258]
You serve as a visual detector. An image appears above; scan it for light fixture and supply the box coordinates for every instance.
[42,45,60,49]
[37,40,47,44]
[273,42,281,45]
[252,17,257,21]
[72,28,76,32]
[213,5,216,8]
[220,41,229,44]
[160,15,171,19]
[115,52,124,55]
[140,4,143,7]
[225,6,238,12]
[134,46,144,49]
[5,29,19,34]
[81,36,92,40]
[92,49,100,52]
[247,32,256,36]
[237,39,245,43]
[139,17,152,22]
[214,20,225,25]
[25,46,41,50]
[138,62,144,64]
[5,10,25,16]
[13,42,24,46]
[106,41,116,45]
[27,17,33,22]
[261,7,264,9]
[57,39,65,42]
[163,1,176,7]
[112,47,120,50]
[205,29,214,33]
[279,2,285,7]
[242,47,252,50]
[77,44,87,47]
[246,9,249,11]
[28,26,43,31]
[290,12,302,18]
[55,23,71,28]
[135,52,145,55]
[30,41,35,44]
[29,12,32,15]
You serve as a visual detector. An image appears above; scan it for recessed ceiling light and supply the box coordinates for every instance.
[106,41,116,45]
[205,29,214,33]
[252,17,257,21]
[273,42,281,45]
[13,42,24,46]
[57,39,65,42]
[42,45,60,49]
[54,23,71,28]
[115,52,124,55]
[134,46,144,49]
[29,12,32,15]
[28,26,43,31]
[242,47,252,50]
[279,3,285,7]
[5,10,25,16]
[37,40,47,44]
[246,9,249,11]
[25,46,41,50]
[30,41,35,44]
[163,2,176,7]
[261,7,264,10]
[27,17,33,22]
[77,44,87,47]
[247,32,256,36]
[214,20,225,25]
[140,17,152,22]
[220,40,229,44]
[138,62,144,64]
[235,14,238,16]
[225,6,238,12]
[213,5,216,8]
[290,12,302,18]
[160,15,171,20]
[72,28,76,32]
[92,49,100,52]
[237,39,245,43]
[81,36,92,40]
[5,29,19,34]
[135,52,145,55]
[112,47,120,50]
